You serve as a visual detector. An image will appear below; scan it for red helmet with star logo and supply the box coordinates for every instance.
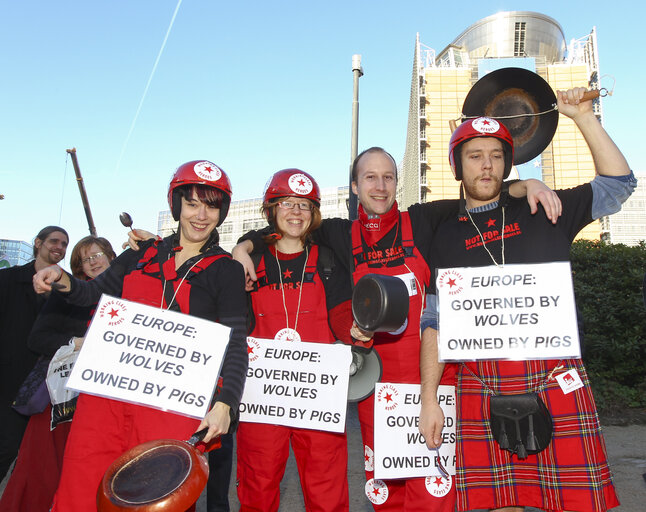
[263,168,321,207]
[167,160,232,225]
[449,117,514,180]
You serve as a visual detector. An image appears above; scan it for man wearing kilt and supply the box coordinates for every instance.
[418,87,636,511]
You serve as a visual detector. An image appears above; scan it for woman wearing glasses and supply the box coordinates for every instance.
[0,236,116,512]
[235,169,351,512]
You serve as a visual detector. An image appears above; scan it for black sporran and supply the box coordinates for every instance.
[489,392,553,459]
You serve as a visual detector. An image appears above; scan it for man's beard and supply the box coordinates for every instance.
[462,175,502,203]
[44,251,64,265]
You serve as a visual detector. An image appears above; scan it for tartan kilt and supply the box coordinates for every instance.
[456,358,619,512]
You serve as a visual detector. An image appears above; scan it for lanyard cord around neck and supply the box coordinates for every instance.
[161,257,203,310]
[466,206,506,267]
[275,246,308,334]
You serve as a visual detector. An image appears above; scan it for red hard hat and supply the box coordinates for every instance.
[263,169,321,207]
[167,160,232,225]
[449,117,514,180]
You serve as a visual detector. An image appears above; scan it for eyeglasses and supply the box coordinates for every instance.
[82,252,105,264]
[277,201,313,211]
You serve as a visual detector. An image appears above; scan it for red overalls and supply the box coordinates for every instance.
[52,245,226,512]
[236,245,349,512]
[352,213,455,511]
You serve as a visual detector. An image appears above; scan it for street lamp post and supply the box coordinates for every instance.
[349,54,363,220]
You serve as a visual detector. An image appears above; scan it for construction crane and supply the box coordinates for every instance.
[66,148,97,236]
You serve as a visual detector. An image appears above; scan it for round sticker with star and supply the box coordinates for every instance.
[274,328,301,342]
[364,445,374,471]
[472,116,501,134]
[365,478,389,505]
[193,161,222,182]
[288,173,313,196]
[425,474,453,497]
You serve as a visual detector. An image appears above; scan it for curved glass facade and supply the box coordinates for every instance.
[450,11,566,63]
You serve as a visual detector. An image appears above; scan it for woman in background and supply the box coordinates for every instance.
[0,236,115,512]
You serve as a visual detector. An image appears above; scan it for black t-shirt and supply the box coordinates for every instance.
[242,201,457,284]
[306,202,457,274]
[427,183,594,293]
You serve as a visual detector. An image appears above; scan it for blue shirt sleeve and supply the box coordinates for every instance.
[590,171,637,220]
[420,293,439,331]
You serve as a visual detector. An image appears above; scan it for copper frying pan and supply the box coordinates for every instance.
[97,429,209,511]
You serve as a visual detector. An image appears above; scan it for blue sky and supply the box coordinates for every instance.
[1,1,642,261]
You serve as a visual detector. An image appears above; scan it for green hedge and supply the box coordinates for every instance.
[570,240,646,414]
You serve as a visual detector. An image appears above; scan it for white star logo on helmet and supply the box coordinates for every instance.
[193,161,222,182]
[472,117,501,134]
[288,173,313,195]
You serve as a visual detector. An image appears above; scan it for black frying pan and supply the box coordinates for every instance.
[352,274,410,332]
[462,67,559,165]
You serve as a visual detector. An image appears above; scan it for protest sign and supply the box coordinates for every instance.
[436,262,580,361]
[373,383,455,486]
[239,337,351,433]
[66,294,230,418]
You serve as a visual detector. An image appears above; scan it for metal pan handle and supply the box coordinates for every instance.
[450,89,605,134]
[187,428,209,446]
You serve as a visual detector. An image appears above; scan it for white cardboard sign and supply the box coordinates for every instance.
[374,383,456,480]
[239,337,352,433]
[66,294,230,418]
[436,262,580,361]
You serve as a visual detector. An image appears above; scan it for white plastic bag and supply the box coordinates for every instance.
[46,340,80,429]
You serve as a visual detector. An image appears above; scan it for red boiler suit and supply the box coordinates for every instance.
[52,245,230,512]
[352,212,455,511]
[236,245,349,512]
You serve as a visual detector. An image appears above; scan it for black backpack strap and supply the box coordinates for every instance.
[251,252,262,270]
[251,252,266,290]
[246,252,265,334]
[317,245,335,281]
